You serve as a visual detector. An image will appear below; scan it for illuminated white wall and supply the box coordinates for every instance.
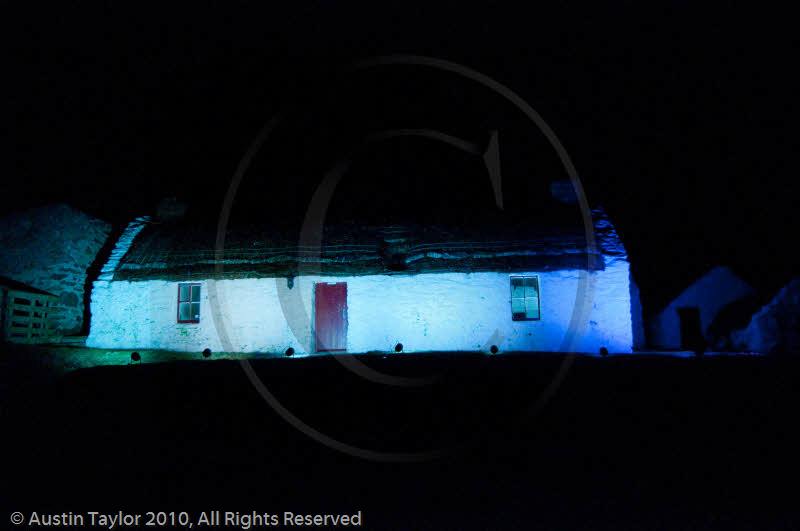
[87,260,633,355]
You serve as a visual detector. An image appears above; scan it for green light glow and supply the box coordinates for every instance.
[8,344,280,375]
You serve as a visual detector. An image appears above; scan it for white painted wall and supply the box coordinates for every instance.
[87,260,633,355]
[646,266,755,349]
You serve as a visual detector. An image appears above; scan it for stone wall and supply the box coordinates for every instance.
[731,278,800,353]
[0,204,112,335]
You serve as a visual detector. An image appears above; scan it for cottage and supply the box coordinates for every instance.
[645,265,756,350]
[86,208,635,355]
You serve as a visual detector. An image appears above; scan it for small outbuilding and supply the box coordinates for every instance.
[645,265,756,350]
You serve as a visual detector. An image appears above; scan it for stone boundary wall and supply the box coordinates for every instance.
[0,204,112,334]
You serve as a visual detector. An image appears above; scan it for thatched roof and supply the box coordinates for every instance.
[109,208,624,281]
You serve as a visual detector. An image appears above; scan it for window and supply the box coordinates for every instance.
[510,276,540,321]
[177,283,201,323]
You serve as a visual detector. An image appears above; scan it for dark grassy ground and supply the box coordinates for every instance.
[2,347,799,529]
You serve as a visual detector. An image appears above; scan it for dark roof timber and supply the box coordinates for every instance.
[113,253,605,281]
[0,276,58,297]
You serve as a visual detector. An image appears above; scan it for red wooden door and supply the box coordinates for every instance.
[314,282,348,352]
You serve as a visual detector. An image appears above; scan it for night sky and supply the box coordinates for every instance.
[2,2,797,314]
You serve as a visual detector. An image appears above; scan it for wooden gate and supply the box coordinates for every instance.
[1,289,60,343]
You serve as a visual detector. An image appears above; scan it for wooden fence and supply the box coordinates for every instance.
[1,289,62,344]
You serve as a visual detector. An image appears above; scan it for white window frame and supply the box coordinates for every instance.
[177,282,201,323]
[510,275,541,321]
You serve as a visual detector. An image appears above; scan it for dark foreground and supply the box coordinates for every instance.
[2,350,799,530]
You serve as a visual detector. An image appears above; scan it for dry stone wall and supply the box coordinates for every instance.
[0,203,112,334]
